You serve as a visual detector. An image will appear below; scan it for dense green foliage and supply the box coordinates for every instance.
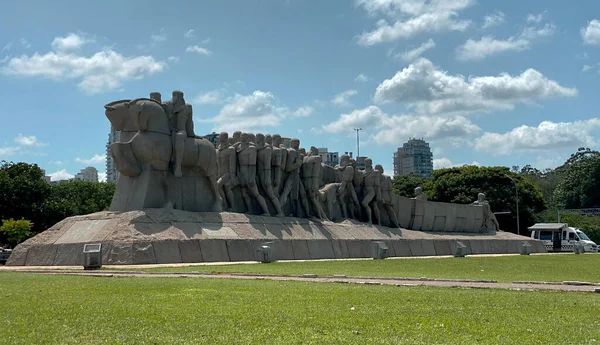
[144,254,600,283]
[0,161,115,243]
[1,272,599,344]
[553,148,600,209]
[0,218,32,247]
[393,166,546,233]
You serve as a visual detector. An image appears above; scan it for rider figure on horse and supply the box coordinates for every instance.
[151,90,194,178]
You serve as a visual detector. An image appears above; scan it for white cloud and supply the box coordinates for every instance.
[457,23,555,61]
[355,73,370,83]
[526,11,546,24]
[202,38,211,44]
[396,38,435,62]
[20,38,31,49]
[1,41,12,52]
[374,113,481,146]
[167,56,180,63]
[184,29,195,39]
[51,160,63,165]
[474,119,600,155]
[323,106,385,133]
[322,105,480,146]
[205,90,289,132]
[583,64,593,72]
[482,11,505,29]
[1,33,166,94]
[331,89,358,107]
[194,89,225,104]
[49,169,74,181]
[582,19,600,45]
[433,157,480,169]
[75,154,105,165]
[373,58,577,115]
[98,172,107,182]
[14,134,46,147]
[294,106,314,117]
[356,0,473,45]
[51,33,93,53]
[0,146,20,156]
[186,45,212,56]
[151,29,167,42]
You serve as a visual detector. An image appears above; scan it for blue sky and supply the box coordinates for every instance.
[1,0,600,181]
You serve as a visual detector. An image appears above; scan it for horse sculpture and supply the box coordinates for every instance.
[104,98,222,212]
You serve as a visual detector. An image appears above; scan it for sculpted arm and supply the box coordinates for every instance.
[285,152,302,172]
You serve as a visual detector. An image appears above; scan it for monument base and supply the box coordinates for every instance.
[7,209,546,266]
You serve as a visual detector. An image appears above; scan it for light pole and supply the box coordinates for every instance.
[354,128,362,158]
[504,174,520,235]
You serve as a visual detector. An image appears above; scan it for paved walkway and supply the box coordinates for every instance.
[4,268,599,294]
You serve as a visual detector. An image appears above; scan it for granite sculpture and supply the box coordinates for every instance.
[104,90,504,230]
[470,193,500,232]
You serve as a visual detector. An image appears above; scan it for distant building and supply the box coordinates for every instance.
[356,156,367,171]
[40,169,51,183]
[74,167,99,182]
[106,126,120,183]
[317,148,339,167]
[202,132,219,147]
[393,138,433,177]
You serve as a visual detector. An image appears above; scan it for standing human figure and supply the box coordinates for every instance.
[236,133,271,216]
[302,146,328,220]
[351,158,364,220]
[255,133,284,217]
[271,134,286,195]
[216,132,237,210]
[280,138,309,217]
[361,158,382,225]
[374,164,400,228]
[162,90,194,178]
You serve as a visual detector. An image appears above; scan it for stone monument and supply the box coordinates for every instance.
[5,89,547,266]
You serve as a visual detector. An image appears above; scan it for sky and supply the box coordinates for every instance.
[1,0,600,182]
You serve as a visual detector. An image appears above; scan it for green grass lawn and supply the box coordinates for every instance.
[1,272,599,344]
[136,254,600,283]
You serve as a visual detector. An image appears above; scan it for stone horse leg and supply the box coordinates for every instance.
[190,138,222,212]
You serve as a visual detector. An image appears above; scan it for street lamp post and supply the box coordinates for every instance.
[354,128,362,158]
[504,174,520,236]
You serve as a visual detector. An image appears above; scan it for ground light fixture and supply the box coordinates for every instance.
[83,243,102,270]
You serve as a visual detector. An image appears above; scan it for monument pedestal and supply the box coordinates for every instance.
[7,209,546,266]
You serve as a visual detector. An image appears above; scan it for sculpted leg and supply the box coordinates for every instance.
[279,177,292,207]
[384,204,400,228]
[174,132,185,178]
[224,185,235,211]
[362,189,375,224]
[250,184,271,216]
[241,187,253,213]
[372,202,381,226]
[163,171,174,209]
[209,174,223,212]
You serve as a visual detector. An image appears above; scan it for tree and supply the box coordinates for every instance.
[0,161,51,233]
[392,173,433,198]
[517,165,562,207]
[0,218,32,247]
[39,181,115,230]
[553,148,600,209]
[427,166,546,234]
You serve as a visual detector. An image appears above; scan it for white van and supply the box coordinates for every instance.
[530,224,598,252]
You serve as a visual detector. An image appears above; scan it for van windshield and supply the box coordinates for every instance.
[576,231,591,241]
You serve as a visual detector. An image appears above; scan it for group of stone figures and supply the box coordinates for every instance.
[104,90,402,227]
[104,90,500,231]
[215,130,400,227]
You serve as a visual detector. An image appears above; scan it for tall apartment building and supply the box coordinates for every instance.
[393,138,433,177]
[106,126,120,183]
[74,166,99,182]
[317,148,339,167]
